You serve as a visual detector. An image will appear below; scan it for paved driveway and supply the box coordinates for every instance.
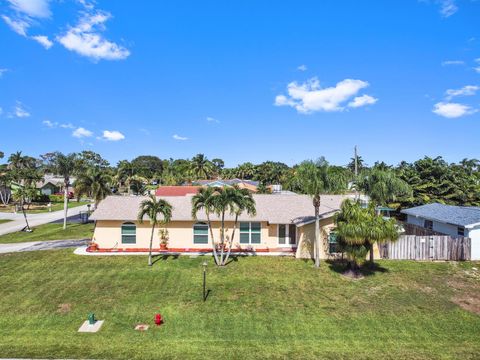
[0,239,89,254]
[0,205,89,236]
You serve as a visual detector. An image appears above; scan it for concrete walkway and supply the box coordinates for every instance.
[0,205,89,236]
[0,239,89,254]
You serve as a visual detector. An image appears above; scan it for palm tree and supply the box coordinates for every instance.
[223,187,256,265]
[296,158,347,267]
[357,168,411,207]
[7,151,25,170]
[192,187,220,264]
[190,154,215,180]
[137,195,173,266]
[48,152,78,230]
[12,186,38,232]
[75,169,112,207]
[191,186,256,266]
[117,160,136,194]
[335,200,399,270]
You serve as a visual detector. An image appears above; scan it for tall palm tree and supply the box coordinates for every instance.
[12,186,38,232]
[75,168,112,207]
[335,200,399,269]
[190,154,215,180]
[357,168,411,207]
[296,158,347,267]
[48,152,78,230]
[192,186,220,264]
[7,151,24,170]
[137,195,173,266]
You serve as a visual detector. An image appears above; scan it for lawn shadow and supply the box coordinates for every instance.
[152,254,180,265]
[327,259,389,278]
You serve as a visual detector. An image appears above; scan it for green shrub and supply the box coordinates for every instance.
[48,194,63,203]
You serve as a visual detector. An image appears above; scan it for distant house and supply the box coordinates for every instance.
[36,181,60,196]
[192,179,259,192]
[401,203,480,260]
[155,186,201,196]
[89,194,353,258]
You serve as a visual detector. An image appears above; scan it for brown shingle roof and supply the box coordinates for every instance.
[155,186,201,196]
[90,194,351,225]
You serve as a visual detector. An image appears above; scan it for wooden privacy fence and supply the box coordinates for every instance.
[381,235,471,261]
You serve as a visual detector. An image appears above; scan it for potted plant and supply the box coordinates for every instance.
[159,228,169,251]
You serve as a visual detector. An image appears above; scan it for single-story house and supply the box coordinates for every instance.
[36,181,61,195]
[193,179,259,192]
[89,194,352,258]
[401,203,480,260]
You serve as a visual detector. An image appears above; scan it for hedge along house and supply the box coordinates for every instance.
[89,194,352,258]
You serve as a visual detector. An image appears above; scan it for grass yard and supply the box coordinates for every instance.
[0,201,89,214]
[0,251,479,359]
[0,222,94,244]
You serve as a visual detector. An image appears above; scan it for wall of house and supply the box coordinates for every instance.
[406,215,462,236]
[295,218,336,259]
[92,220,315,252]
[468,226,480,260]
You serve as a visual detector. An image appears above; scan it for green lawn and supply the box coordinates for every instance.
[0,251,479,359]
[0,201,89,214]
[0,219,12,224]
[0,222,94,244]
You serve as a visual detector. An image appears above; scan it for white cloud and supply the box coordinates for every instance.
[102,130,125,141]
[57,10,130,61]
[433,102,476,118]
[32,35,53,49]
[348,94,378,108]
[441,60,465,66]
[206,116,219,123]
[173,134,188,141]
[275,77,375,113]
[439,0,458,17]
[2,15,29,36]
[7,0,51,18]
[0,68,8,78]
[0,107,3,116]
[14,101,30,118]
[72,127,93,138]
[59,123,74,129]
[42,120,57,127]
[297,64,307,71]
[445,85,479,100]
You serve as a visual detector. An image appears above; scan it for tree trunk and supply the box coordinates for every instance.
[206,214,220,265]
[314,205,320,268]
[63,180,68,230]
[148,223,155,266]
[223,213,238,266]
[369,243,375,263]
[219,211,225,266]
[21,201,31,231]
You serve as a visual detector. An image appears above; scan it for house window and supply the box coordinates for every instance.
[193,222,209,244]
[121,222,136,244]
[457,227,465,236]
[278,224,296,245]
[240,222,261,244]
[328,232,338,254]
[424,220,433,230]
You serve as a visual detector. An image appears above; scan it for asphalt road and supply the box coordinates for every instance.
[0,205,90,236]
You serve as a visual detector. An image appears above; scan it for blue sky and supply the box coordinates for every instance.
[0,0,479,167]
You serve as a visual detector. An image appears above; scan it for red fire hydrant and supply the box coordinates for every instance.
[154,313,163,326]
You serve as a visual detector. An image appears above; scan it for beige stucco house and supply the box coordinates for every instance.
[90,194,353,259]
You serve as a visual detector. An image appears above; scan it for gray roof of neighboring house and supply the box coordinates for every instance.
[401,203,480,227]
[91,194,351,225]
[193,179,260,187]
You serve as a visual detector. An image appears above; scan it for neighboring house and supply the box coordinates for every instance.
[155,186,201,197]
[90,194,352,258]
[401,203,480,260]
[36,181,60,195]
[193,179,259,192]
